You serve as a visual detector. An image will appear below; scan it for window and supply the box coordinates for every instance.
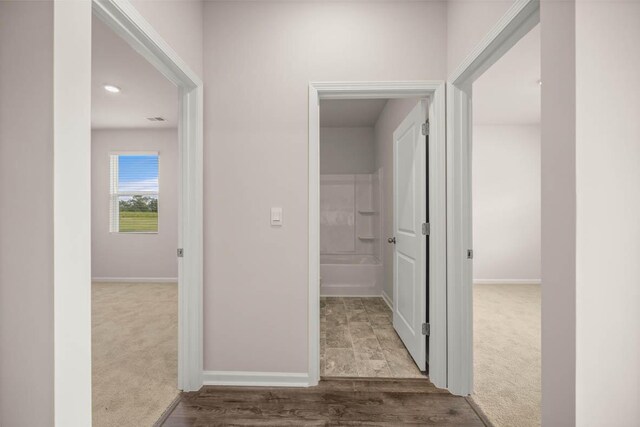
[110,153,159,233]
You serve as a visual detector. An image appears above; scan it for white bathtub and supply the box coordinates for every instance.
[320,254,382,296]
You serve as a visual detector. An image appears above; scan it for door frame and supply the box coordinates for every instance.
[445,0,540,395]
[308,81,447,389]
[92,0,204,392]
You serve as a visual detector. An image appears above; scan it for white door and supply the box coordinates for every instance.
[392,100,427,371]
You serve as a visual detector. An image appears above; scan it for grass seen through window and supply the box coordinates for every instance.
[118,195,158,232]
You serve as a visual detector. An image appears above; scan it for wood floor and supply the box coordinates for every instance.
[159,377,487,426]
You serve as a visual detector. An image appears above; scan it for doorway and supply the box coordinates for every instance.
[318,98,427,378]
[87,1,204,425]
[90,12,182,426]
[445,0,541,398]
[308,82,447,388]
[470,23,541,427]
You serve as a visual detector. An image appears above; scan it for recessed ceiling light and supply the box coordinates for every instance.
[103,84,121,93]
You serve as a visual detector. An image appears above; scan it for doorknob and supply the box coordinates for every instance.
[388,237,396,244]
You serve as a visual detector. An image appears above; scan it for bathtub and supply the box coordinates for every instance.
[320,254,382,296]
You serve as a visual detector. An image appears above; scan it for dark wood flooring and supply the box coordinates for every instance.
[159,377,487,426]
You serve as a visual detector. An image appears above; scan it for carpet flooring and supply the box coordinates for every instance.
[472,283,541,427]
[92,282,178,427]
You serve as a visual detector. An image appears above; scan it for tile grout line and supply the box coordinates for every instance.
[344,297,361,377]
[366,299,395,377]
[323,297,423,379]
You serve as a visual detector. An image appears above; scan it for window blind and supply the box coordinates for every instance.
[109,153,159,233]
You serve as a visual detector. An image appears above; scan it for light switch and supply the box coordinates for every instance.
[271,207,283,226]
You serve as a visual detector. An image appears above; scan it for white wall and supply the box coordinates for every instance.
[203,0,447,374]
[91,129,178,281]
[53,2,93,426]
[373,98,421,302]
[540,2,577,424]
[446,0,513,75]
[130,0,203,78]
[472,125,541,282]
[320,127,375,175]
[0,3,55,425]
[575,1,640,425]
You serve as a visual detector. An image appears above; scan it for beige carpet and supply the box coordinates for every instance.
[92,282,178,427]
[472,283,541,427]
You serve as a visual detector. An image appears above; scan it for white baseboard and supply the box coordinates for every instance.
[202,371,310,387]
[381,290,393,309]
[473,279,541,285]
[92,277,178,284]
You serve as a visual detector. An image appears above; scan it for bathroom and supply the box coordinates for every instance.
[319,97,428,378]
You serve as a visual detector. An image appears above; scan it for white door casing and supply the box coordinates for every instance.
[92,0,204,393]
[308,81,446,390]
[446,0,540,396]
[392,100,428,371]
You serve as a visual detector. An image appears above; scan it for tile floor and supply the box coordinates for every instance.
[320,297,426,378]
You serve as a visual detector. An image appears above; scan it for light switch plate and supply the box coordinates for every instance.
[271,207,283,226]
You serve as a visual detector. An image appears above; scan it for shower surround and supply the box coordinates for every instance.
[320,172,383,296]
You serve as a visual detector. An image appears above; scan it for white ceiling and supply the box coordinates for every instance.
[320,99,388,127]
[473,25,540,125]
[91,16,178,129]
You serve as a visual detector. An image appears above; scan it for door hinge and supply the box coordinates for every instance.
[467,249,473,259]
[421,120,429,136]
[422,222,430,236]
[422,323,430,336]
[177,248,184,258]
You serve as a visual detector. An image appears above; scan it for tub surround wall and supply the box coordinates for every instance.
[320,173,380,257]
[372,167,383,263]
[320,172,382,296]
[320,175,356,254]
[355,174,377,256]
[320,255,382,297]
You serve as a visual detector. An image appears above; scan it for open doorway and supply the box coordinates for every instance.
[469,24,541,427]
[319,98,428,378]
[309,81,448,388]
[308,82,447,388]
[91,15,180,426]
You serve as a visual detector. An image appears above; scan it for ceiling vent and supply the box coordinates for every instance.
[146,117,166,122]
